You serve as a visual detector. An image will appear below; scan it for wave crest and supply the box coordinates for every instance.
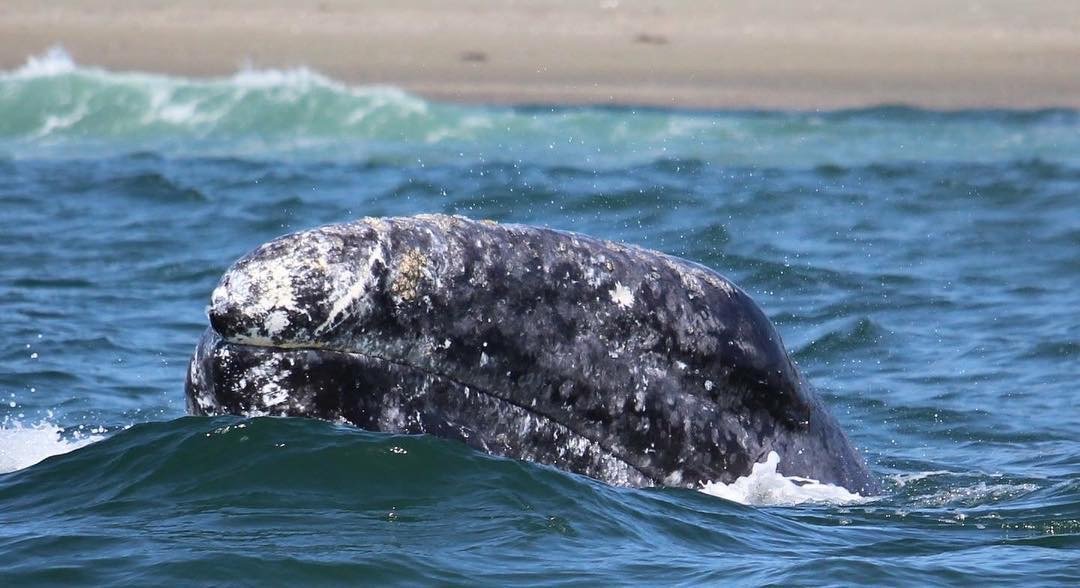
[3,48,1079,165]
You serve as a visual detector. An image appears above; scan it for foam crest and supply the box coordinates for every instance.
[0,420,104,474]
[11,45,76,78]
[230,65,340,90]
[0,47,439,145]
[2,48,1079,165]
[699,451,868,506]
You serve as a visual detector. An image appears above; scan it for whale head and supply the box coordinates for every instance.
[188,215,879,494]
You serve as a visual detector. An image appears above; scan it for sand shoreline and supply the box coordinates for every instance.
[3,0,1079,110]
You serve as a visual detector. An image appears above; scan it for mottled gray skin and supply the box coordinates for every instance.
[186,214,878,493]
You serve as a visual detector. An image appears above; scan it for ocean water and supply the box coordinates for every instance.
[1,49,1077,584]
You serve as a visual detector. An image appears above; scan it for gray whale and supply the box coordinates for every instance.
[186,214,877,493]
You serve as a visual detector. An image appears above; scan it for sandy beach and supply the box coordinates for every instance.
[2,0,1079,109]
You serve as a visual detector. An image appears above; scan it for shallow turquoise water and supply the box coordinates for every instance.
[1,52,1077,584]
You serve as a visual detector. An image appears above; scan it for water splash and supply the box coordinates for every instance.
[0,420,104,473]
[700,451,868,506]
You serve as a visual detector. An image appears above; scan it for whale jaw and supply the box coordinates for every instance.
[186,329,656,488]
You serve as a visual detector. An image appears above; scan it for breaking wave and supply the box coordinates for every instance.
[3,47,1079,166]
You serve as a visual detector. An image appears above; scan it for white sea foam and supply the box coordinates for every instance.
[0,420,104,474]
[31,102,88,138]
[699,451,868,506]
[11,45,76,78]
[231,64,340,90]
[2,47,431,139]
[5,48,1076,167]
[888,470,957,487]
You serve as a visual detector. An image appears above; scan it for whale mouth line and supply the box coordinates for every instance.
[217,333,660,485]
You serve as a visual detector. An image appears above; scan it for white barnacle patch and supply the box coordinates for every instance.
[226,354,296,415]
[262,263,304,311]
[389,248,430,305]
[194,393,216,411]
[609,281,634,309]
[264,310,291,337]
[212,233,350,346]
[229,260,302,321]
[260,382,290,407]
[313,238,388,335]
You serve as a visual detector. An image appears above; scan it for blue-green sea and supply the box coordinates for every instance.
[1,50,1077,585]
